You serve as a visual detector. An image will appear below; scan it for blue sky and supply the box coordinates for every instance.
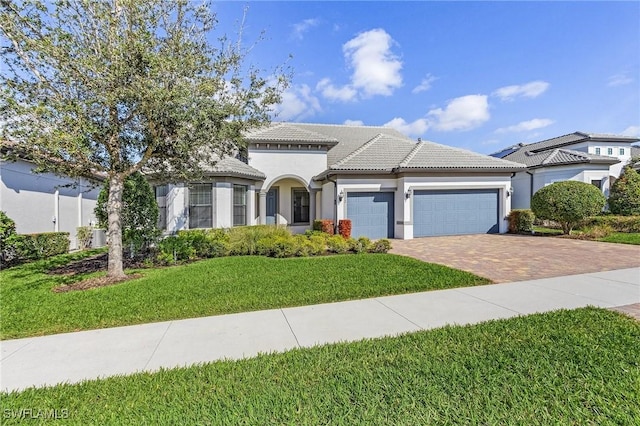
[212,1,640,154]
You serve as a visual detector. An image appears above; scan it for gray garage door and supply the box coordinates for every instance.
[346,192,394,239]
[413,189,499,237]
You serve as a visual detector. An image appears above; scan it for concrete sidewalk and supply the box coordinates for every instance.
[2,267,639,392]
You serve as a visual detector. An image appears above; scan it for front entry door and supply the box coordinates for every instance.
[266,188,278,224]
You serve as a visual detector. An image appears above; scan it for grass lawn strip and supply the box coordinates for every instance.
[2,308,638,424]
[597,232,640,245]
[1,252,489,339]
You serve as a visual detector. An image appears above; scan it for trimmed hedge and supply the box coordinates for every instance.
[313,219,335,235]
[338,219,352,239]
[14,232,70,261]
[508,209,535,234]
[582,215,640,233]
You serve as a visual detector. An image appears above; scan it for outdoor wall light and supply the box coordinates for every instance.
[405,189,413,199]
[506,187,513,197]
[338,190,344,202]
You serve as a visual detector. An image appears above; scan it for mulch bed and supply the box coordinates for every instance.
[49,253,146,293]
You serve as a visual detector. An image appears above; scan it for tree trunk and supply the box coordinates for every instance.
[106,175,127,279]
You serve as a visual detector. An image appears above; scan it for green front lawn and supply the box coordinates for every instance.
[1,252,489,339]
[597,232,640,245]
[2,308,638,424]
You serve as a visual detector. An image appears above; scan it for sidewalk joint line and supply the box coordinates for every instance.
[453,288,523,315]
[280,310,301,348]
[589,274,640,287]
[0,341,33,362]
[143,322,173,370]
[374,299,424,330]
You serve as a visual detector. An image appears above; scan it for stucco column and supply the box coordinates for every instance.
[309,189,317,224]
[259,191,267,225]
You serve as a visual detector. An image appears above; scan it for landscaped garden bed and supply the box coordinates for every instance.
[2,308,638,424]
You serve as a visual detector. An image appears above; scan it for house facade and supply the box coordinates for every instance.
[492,132,640,209]
[0,157,101,250]
[156,123,526,239]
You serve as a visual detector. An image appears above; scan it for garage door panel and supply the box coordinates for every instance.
[347,192,394,239]
[414,189,499,237]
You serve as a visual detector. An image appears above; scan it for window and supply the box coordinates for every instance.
[595,147,601,155]
[154,185,168,230]
[591,180,602,190]
[189,184,212,228]
[620,148,625,155]
[233,185,247,226]
[607,147,613,156]
[292,189,310,224]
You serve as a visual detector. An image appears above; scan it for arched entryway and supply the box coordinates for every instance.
[258,175,318,231]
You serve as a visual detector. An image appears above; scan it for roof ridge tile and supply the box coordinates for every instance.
[399,141,424,167]
[331,133,384,167]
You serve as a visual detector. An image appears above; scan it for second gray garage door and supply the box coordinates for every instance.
[346,192,394,239]
[413,189,499,237]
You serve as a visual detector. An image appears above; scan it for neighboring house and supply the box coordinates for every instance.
[0,155,102,250]
[155,123,526,239]
[492,132,640,209]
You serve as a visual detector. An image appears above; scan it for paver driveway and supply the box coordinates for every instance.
[390,234,640,283]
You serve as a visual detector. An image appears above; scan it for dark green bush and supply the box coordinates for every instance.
[531,181,606,234]
[0,211,18,265]
[176,229,229,258]
[508,209,535,234]
[15,232,70,260]
[608,165,640,215]
[368,239,391,253]
[157,236,196,264]
[582,215,640,233]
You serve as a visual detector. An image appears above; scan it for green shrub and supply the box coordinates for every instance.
[581,215,640,233]
[257,235,298,258]
[228,225,290,256]
[508,209,535,234]
[157,236,196,264]
[531,181,606,234]
[327,234,349,254]
[0,211,18,265]
[348,236,372,253]
[608,165,640,215]
[14,232,70,260]
[176,229,230,258]
[307,235,328,255]
[580,224,615,239]
[76,226,93,250]
[368,239,392,253]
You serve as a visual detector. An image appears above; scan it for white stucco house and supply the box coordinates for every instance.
[492,132,640,210]
[155,123,526,239]
[0,156,102,250]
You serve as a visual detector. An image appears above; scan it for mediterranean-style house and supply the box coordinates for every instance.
[491,132,640,210]
[154,123,526,239]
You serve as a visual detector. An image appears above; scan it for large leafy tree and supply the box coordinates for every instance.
[0,0,288,278]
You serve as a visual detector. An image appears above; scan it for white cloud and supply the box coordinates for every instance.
[273,84,322,121]
[608,73,633,87]
[622,125,640,137]
[316,78,358,102]
[495,118,555,134]
[492,80,550,101]
[383,117,429,136]
[291,18,320,40]
[343,119,364,126]
[412,74,437,94]
[343,28,403,97]
[317,28,402,102]
[427,94,490,131]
